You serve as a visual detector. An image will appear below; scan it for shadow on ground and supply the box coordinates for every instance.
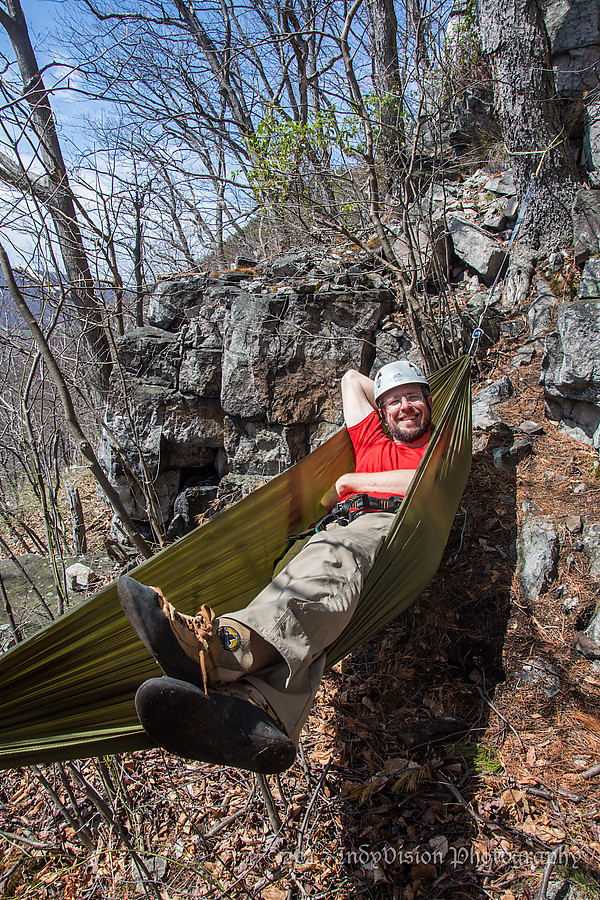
[305,449,517,898]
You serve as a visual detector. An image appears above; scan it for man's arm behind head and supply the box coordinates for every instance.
[341,369,377,428]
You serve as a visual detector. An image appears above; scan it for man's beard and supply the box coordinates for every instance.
[387,408,431,444]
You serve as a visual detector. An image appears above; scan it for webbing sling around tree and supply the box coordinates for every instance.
[0,355,471,767]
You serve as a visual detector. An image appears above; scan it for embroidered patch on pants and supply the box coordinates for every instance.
[218,625,241,651]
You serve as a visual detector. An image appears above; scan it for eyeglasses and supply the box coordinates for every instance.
[382,392,426,412]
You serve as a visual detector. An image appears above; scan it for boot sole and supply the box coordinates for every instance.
[135,676,296,774]
[117,576,206,688]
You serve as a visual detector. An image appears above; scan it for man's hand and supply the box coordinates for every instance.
[321,469,418,509]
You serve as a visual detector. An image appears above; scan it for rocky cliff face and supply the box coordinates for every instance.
[545,0,600,182]
[98,251,414,539]
[541,271,600,446]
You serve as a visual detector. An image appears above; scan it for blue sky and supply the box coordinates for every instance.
[0,0,119,268]
[1,0,62,58]
[0,0,105,154]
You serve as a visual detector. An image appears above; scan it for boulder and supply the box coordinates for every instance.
[266,252,311,279]
[578,258,600,299]
[492,437,533,467]
[541,299,600,445]
[65,563,96,591]
[511,342,538,368]
[472,376,514,430]
[585,604,600,655]
[221,291,387,424]
[516,658,562,697]
[566,514,583,534]
[503,197,519,219]
[235,255,257,268]
[544,393,600,447]
[484,173,516,196]
[582,522,600,579]
[500,320,526,340]
[481,210,506,232]
[573,188,600,262]
[518,420,544,435]
[518,503,560,600]
[214,271,253,285]
[147,291,182,332]
[147,274,207,330]
[528,278,556,338]
[449,218,505,283]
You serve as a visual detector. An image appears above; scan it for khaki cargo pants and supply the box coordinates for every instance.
[229,511,395,744]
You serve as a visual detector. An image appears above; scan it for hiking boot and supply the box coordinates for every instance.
[135,676,296,774]
[117,576,217,690]
[117,576,258,690]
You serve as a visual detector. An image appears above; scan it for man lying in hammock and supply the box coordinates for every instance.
[117,360,432,773]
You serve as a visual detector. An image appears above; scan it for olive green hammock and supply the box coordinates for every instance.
[0,355,471,769]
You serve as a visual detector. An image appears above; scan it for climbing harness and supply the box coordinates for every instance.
[271,493,404,572]
[315,493,404,530]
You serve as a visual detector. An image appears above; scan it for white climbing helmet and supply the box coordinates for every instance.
[373,360,430,405]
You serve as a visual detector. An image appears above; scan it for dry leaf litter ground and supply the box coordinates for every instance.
[1,333,600,899]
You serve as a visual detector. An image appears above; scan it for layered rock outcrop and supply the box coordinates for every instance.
[98,255,411,537]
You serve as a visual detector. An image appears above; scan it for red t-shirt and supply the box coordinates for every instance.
[340,410,429,503]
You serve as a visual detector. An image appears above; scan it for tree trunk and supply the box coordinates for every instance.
[0,0,112,392]
[478,0,580,252]
[366,0,405,178]
[66,482,87,555]
[133,190,145,327]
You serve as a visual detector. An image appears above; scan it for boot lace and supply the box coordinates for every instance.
[192,604,217,693]
[153,588,216,693]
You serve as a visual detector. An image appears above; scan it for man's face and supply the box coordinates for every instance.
[380,383,431,444]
